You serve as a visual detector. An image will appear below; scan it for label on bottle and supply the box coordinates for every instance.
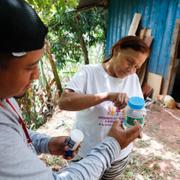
[126,116,144,126]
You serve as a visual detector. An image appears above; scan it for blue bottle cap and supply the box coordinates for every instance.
[128,96,145,110]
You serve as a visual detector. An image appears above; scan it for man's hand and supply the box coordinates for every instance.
[48,136,79,160]
[108,120,142,149]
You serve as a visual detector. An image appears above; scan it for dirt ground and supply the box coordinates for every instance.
[38,104,180,180]
[123,105,180,180]
[144,106,180,152]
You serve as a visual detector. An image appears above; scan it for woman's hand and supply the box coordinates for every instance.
[48,136,79,160]
[107,92,128,109]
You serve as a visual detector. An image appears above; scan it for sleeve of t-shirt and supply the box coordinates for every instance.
[66,66,87,94]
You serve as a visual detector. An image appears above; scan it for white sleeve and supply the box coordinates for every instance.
[66,66,87,94]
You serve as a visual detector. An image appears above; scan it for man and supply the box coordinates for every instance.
[0,0,142,180]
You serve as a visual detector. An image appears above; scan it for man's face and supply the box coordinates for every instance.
[0,49,43,99]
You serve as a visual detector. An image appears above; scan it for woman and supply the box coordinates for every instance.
[59,36,150,179]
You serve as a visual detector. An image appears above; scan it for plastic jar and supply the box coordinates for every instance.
[124,96,145,128]
[64,129,84,157]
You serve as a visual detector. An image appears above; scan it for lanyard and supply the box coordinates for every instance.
[0,99,32,144]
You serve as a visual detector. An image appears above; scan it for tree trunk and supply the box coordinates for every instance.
[45,40,63,97]
[75,15,89,64]
[39,60,51,96]
[79,33,89,64]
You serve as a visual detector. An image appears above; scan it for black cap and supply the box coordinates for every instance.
[0,0,48,55]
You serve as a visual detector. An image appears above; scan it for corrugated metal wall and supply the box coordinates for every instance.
[105,0,180,77]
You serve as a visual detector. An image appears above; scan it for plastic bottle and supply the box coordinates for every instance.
[64,129,84,157]
[124,96,145,128]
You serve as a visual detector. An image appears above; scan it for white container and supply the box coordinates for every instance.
[69,129,84,150]
[64,129,84,157]
[124,96,145,128]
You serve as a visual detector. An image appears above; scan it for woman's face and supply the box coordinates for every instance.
[111,48,148,78]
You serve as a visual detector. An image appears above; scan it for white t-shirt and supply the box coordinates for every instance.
[66,64,143,160]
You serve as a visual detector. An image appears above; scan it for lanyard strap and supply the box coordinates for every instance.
[0,99,32,144]
[0,103,4,109]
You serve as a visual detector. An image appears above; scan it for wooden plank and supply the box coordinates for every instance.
[145,29,152,36]
[143,36,153,47]
[137,32,153,85]
[139,28,146,39]
[142,82,153,98]
[147,72,163,100]
[128,13,141,36]
[137,61,147,85]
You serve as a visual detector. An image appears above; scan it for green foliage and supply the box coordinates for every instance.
[26,0,79,11]
[48,7,106,67]
[26,0,79,23]
[27,0,106,68]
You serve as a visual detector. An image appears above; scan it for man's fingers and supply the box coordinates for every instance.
[134,120,139,126]
[127,129,142,143]
[120,121,124,129]
[125,123,142,139]
[64,146,69,151]
[138,132,143,139]
[133,120,143,139]
[125,125,142,144]
[112,119,121,128]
